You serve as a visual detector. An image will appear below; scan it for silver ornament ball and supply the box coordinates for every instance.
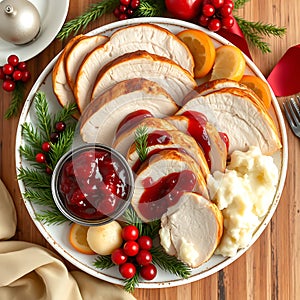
[0,0,41,45]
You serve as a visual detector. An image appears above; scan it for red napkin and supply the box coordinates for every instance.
[218,18,253,60]
[267,44,300,97]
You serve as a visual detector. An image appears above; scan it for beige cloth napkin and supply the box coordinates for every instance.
[0,179,136,300]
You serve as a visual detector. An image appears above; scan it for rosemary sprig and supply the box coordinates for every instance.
[151,246,191,279]
[4,81,25,119]
[134,126,149,163]
[134,0,165,17]
[57,0,119,40]
[21,122,43,149]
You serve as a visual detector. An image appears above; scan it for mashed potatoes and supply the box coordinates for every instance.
[207,146,279,257]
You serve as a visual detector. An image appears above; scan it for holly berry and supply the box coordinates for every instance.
[55,121,66,132]
[36,153,46,164]
[119,262,136,279]
[7,54,19,67]
[208,18,222,31]
[111,248,128,265]
[42,142,51,152]
[140,264,157,280]
[2,63,14,75]
[50,132,60,143]
[121,225,139,241]
[136,250,152,266]
[2,80,15,92]
[137,235,153,250]
[123,240,139,256]
[114,0,140,20]
[197,0,235,32]
[0,55,31,92]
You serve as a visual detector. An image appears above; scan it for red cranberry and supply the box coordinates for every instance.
[36,153,46,164]
[2,80,15,92]
[140,264,157,280]
[7,54,19,67]
[119,262,136,279]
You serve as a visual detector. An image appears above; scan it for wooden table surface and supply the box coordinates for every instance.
[1,0,299,299]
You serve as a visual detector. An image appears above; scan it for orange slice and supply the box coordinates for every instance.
[69,223,95,255]
[177,29,216,78]
[211,45,246,81]
[240,75,272,109]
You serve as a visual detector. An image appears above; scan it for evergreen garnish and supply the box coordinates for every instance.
[56,0,119,40]
[134,0,165,17]
[4,81,25,119]
[18,91,77,225]
[134,125,149,163]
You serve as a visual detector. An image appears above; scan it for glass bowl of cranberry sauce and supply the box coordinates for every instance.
[51,144,134,226]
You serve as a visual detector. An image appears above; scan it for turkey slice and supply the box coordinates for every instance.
[159,192,223,268]
[91,50,196,106]
[177,87,282,155]
[131,150,209,223]
[74,23,194,112]
[126,129,210,179]
[112,117,177,156]
[80,79,178,146]
[65,34,108,89]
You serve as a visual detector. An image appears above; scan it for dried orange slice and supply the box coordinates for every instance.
[211,45,246,81]
[177,29,216,78]
[69,223,95,255]
[240,75,272,109]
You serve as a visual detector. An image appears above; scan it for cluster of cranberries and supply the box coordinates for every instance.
[0,54,31,92]
[35,121,66,174]
[111,225,157,280]
[198,0,235,32]
[113,0,140,20]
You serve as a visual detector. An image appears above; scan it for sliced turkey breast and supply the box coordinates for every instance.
[52,35,83,112]
[165,115,227,173]
[112,117,178,156]
[65,34,108,89]
[74,24,194,112]
[80,78,178,146]
[183,78,248,105]
[91,50,197,106]
[159,192,223,268]
[126,129,210,178]
[177,88,282,155]
[131,150,209,223]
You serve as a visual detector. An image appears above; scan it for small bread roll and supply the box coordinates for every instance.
[87,221,123,255]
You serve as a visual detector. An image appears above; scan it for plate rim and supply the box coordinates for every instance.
[15,17,288,289]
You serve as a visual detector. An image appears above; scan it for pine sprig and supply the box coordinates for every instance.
[57,0,119,40]
[4,81,25,119]
[135,0,165,17]
[124,273,140,293]
[151,246,191,279]
[18,167,51,188]
[134,126,149,163]
[34,92,52,140]
[48,125,76,169]
[94,255,115,269]
[23,188,57,207]
[35,209,69,225]
[235,16,286,53]
[233,0,250,10]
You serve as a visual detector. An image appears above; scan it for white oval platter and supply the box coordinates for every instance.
[15,17,288,288]
[0,0,69,65]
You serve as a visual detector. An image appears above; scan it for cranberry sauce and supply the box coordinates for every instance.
[182,110,212,169]
[58,149,130,220]
[138,170,196,220]
[115,110,153,138]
